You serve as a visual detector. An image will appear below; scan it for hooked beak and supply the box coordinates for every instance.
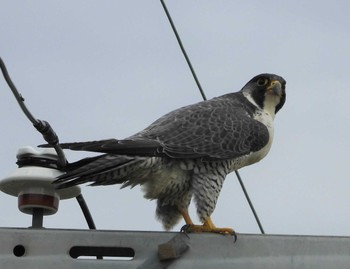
[267,80,283,96]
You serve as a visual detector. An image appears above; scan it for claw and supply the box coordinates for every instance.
[180,224,191,239]
[180,224,191,233]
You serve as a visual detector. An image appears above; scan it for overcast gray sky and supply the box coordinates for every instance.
[1,1,350,236]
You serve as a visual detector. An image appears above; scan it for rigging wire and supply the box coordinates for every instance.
[76,194,97,230]
[160,0,265,234]
[160,0,207,101]
[0,56,98,233]
[235,171,265,234]
[0,57,67,168]
[76,193,103,259]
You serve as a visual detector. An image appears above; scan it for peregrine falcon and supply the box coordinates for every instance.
[49,73,286,235]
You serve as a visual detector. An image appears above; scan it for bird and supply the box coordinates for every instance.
[46,73,286,235]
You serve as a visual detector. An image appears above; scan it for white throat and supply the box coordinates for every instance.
[243,91,280,119]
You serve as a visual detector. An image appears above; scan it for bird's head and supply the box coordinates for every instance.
[241,73,286,115]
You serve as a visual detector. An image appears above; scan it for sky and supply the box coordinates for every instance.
[0,1,350,236]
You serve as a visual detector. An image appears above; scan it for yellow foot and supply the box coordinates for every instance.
[182,224,235,235]
[180,217,236,239]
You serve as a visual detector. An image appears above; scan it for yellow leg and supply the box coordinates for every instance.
[180,209,194,225]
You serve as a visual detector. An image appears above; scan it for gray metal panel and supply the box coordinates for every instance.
[1,228,350,269]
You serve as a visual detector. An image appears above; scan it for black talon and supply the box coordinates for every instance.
[180,224,191,233]
[233,233,238,243]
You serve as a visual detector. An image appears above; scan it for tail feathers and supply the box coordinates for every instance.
[39,139,115,150]
[54,154,144,189]
[39,138,165,157]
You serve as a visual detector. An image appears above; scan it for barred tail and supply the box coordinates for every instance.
[54,154,145,189]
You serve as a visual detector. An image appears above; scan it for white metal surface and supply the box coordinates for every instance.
[1,228,350,269]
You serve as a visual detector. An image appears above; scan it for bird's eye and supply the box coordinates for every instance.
[256,78,268,86]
